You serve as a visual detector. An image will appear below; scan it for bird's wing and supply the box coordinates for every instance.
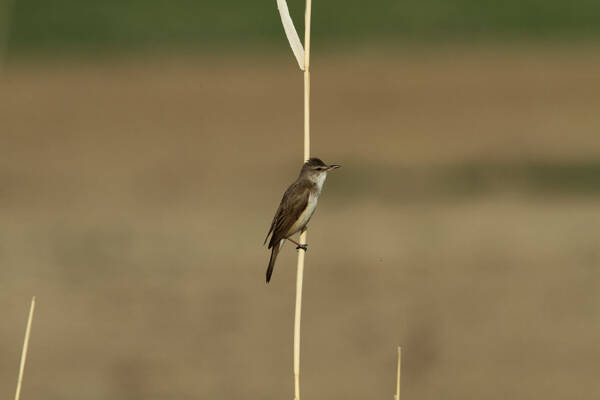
[264,211,278,245]
[265,181,310,249]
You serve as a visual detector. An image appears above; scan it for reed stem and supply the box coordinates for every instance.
[293,1,312,399]
[394,346,402,400]
[14,297,35,400]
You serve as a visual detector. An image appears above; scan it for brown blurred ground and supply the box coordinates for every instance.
[1,46,600,399]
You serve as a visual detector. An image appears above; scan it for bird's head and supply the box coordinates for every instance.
[300,157,341,182]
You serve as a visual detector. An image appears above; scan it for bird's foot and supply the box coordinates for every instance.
[296,244,308,251]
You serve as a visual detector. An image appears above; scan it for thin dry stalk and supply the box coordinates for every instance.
[394,346,402,400]
[275,1,312,398]
[293,1,312,399]
[14,296,36,400]
[293,246,305,400]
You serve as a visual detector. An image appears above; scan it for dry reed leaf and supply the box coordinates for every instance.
[276,0,305,70]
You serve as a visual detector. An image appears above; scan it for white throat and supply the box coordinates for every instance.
[311,172,327,195]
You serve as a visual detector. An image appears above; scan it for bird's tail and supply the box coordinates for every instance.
[266,240,281,283]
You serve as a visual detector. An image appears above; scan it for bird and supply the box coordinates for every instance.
[264,157,340,283]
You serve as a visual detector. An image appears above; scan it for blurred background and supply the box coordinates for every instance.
[1,1,600,399]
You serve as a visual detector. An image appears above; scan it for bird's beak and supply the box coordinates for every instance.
[327,164,341,171]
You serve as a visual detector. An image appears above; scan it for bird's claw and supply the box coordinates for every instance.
[296,244,308,251]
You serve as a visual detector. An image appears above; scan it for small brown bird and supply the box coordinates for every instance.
[264,157,340,283]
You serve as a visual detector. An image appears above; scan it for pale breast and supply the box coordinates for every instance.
[287,192,318,237]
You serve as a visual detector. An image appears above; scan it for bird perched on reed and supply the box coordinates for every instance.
[264,157,340,282]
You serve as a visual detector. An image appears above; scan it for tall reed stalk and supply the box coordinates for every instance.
[14,297,35,400]
[275,1,311,398]
[394,346,402,400]
[293,3,311,398]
